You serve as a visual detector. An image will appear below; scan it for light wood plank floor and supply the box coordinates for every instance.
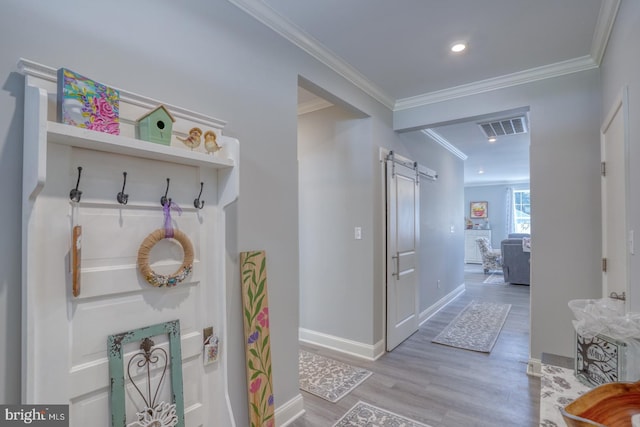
[290,265,540,426]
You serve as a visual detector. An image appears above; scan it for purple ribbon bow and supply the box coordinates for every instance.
[163,200,182,238]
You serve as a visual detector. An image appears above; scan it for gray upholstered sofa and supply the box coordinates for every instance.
[501,234,531,285]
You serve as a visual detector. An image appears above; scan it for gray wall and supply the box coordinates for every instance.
[601,0,640,312]
[401,131,466,312]
[464,183,530,248]
[298,107,465,346]
[394,69,603,360]
[298,105,375,344]
[0,0,398,419]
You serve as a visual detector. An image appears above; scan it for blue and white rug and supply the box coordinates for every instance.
[333,401,432,427]
[432,300,511,352]
[299,350,372,402]
[483,273,506,285]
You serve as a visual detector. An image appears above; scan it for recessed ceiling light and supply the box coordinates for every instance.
[478,169,484,175]
[451,42,467,53]
[488,136,497,143]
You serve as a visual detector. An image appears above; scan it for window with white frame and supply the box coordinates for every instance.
[513,189,530,233]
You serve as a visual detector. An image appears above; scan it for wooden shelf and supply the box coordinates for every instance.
[47,121,234,169]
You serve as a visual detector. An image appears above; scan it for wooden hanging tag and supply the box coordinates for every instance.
[72,225,82,297]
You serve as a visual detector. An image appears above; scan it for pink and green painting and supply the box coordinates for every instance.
[240,250,275,427]
[57,67,120,135]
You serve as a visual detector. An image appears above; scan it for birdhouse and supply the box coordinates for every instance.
[136,104,175,145]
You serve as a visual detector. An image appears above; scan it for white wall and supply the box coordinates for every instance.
[394,69,603,360]
[0,0,397,422]
[601,0,640,312]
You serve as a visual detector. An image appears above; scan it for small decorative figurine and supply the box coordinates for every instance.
[203,130,221,154]
[177,127,202,150]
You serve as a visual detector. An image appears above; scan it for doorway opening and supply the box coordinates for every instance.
[296,77,377,356]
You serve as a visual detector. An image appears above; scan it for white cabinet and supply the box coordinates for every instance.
[465,229,492,264]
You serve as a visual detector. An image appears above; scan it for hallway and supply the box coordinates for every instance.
[292,266,539,426]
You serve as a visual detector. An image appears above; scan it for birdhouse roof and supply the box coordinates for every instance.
[136,104,176,123]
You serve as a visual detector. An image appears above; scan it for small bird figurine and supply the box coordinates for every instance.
[178,127,202,150]
[204,130,221,154]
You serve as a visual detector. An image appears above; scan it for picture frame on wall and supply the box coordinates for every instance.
[470,201,488,219]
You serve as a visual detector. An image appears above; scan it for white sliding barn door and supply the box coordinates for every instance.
[386,153,420,351]
[601,88,629,304]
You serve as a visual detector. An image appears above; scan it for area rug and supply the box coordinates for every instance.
[432,300,511,352]
[539,364,591,427]
[483,273,505,284]
[333,401,432,427]
[299,350,372,403]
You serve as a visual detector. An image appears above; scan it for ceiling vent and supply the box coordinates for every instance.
[479,116,528,138]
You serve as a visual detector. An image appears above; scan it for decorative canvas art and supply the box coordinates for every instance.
[240,251,275,427]
[57,68,120,134]
[470,201,488,219]
[575,333,626,387]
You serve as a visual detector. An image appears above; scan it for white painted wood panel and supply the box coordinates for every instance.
[20,59,238,427]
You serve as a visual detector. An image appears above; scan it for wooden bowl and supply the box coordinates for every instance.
[561,381,640,427]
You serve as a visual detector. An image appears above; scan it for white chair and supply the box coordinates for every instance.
[476,237,502,274]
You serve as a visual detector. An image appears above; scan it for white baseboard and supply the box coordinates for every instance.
[299,328,385,361]
[418,283,466,326]
[527,358,542,377]
[275,393,305,427]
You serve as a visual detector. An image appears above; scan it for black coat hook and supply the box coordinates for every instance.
[117,172,129,205]
[70,166,83,202]
[194,182,205,209]
[160,178,171,206]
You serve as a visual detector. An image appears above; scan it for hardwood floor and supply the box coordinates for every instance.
[289,264,540,427]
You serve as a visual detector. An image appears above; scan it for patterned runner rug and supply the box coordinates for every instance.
[483,273,505,284]
[333,401,432,427]
[432,300,511,352]
[299,350,372,402]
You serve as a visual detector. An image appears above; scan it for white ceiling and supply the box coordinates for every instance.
[235,0,618,185]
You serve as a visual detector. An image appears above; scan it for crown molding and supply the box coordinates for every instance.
[298,97,333,115]
[17,58,228,128]
[464,179,530,188]
[227,0,395,109]
[423,129,468,160]
[590,0,621,65]
[229,0,617,114]
[395,55,598,110]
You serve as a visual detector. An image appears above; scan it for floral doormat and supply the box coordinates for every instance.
[299,350,372,402]
[333,401,432,427]
[539,364,591,427]
[432,300,511,352]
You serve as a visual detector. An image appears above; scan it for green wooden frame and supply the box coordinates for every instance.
[108,320,185,427]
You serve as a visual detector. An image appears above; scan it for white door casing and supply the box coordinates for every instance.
[601,87,630,304]
[386,153,419,351]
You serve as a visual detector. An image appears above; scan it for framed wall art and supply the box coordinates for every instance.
[470,201,488,219]
[108,320,185,427]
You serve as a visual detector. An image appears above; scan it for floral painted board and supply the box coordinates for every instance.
[240,251,275,427]
[57,67,120,134]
